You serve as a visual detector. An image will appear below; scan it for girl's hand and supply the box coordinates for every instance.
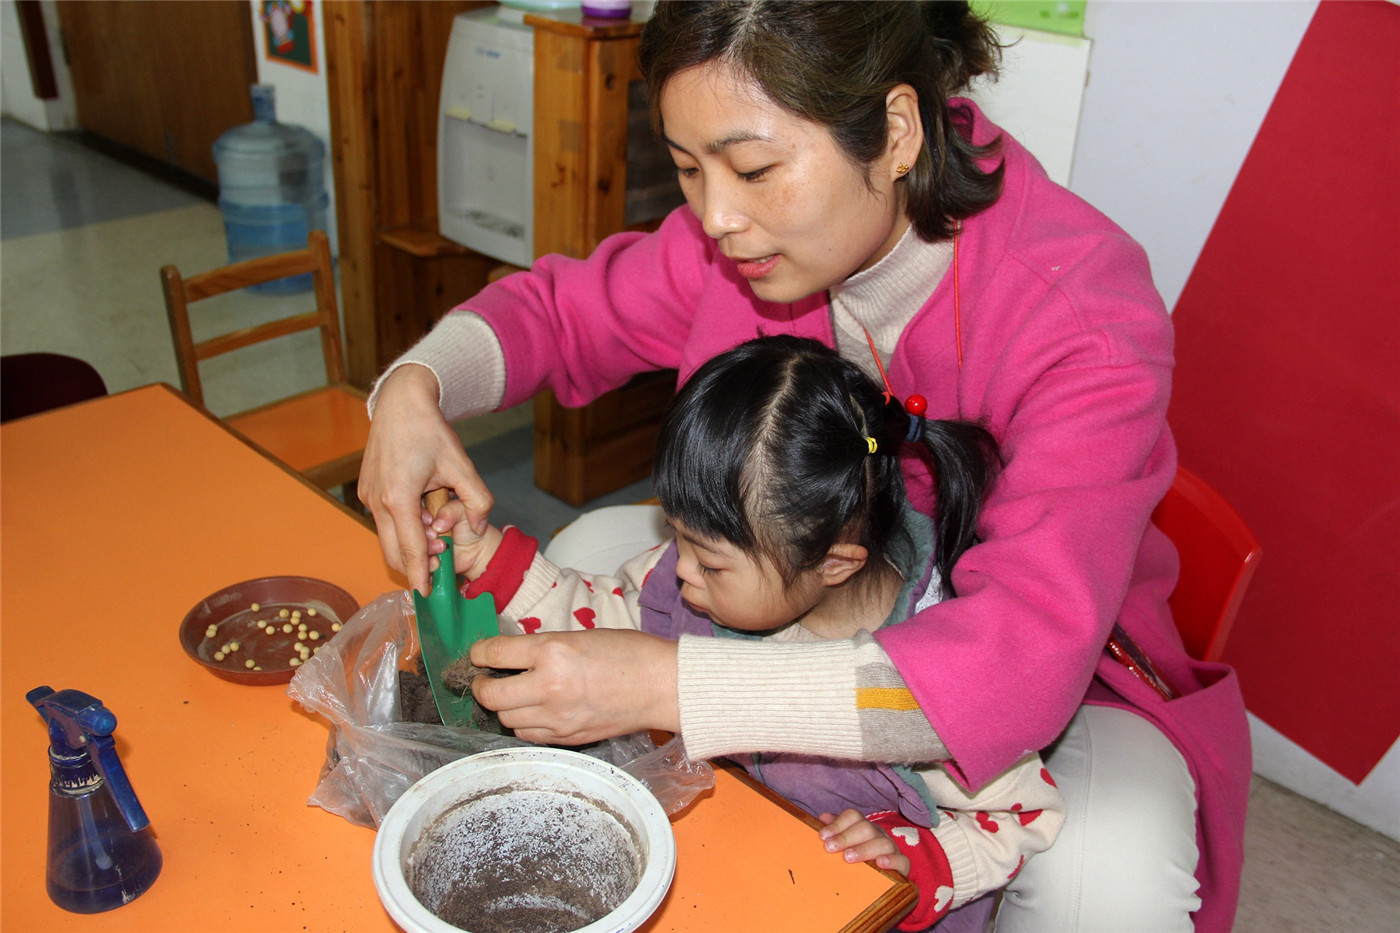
[424,497,503,582]
[468,629,681,744]
[357,364,494,596]
[818,809,911,876]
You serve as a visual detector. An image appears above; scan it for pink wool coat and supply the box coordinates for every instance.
[463,101,1250,932]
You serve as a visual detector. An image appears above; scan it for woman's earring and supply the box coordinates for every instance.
[895,162,911,175]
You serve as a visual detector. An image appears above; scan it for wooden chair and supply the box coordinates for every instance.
[161,231,371,505]
[1151,466,1263,663]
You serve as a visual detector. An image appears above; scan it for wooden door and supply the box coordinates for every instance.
[55,0,257,184]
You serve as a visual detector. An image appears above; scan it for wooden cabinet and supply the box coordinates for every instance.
[325,2,673,505]
[323,1,497,384]
[524,11,675,505]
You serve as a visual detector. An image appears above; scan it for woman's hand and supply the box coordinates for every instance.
[818,810,910,875]
[469,629,681,744]
[357,364,494,596]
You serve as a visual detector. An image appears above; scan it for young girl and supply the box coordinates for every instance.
[432,336,1064,929]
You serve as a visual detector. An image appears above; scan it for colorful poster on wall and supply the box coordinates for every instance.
[262,0,317,73]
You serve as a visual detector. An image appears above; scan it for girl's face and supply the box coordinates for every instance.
[670,518,823,633]
[659,61,910,304]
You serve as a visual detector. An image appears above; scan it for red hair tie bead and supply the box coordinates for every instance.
[904,394,928,443]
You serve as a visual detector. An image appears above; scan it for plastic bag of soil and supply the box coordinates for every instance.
[288,590,714,828]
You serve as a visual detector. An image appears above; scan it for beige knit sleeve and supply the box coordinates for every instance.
[677,629,950,763]
[366,311,507,422]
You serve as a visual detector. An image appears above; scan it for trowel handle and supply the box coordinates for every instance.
[424,488,457,599]
[424,488,451,521]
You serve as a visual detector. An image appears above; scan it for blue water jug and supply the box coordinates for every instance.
[213,84,328,293]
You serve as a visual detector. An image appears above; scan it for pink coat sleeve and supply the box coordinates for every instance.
[462,209,707,408]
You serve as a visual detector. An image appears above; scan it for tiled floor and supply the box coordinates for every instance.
[3,116,1397,930]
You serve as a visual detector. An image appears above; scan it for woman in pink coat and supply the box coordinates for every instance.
[360,3,1249,930]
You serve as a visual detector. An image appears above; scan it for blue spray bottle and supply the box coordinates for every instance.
[27,686,163,913]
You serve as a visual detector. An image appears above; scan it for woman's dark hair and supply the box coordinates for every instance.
[638,0,1005,241]
[654,335,999,593]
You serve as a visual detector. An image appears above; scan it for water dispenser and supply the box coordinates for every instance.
[437,3,683,267]
[437,6,536,267]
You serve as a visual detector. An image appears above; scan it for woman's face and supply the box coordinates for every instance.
[660,61,909,304]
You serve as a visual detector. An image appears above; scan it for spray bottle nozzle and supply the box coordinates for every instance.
[28,685,162,912]
[28,685,157,843]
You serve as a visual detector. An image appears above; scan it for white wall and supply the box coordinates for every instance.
[968,24,1093,188]
[1071,0,1317,311]
[246,0,338,254]
[0,0,76,131]
[1069,0,1398,841]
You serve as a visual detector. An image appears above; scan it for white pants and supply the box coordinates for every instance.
[546,509,1204,933]
[993,705,1201,933]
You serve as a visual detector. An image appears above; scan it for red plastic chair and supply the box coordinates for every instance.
[1151,466,1263,663]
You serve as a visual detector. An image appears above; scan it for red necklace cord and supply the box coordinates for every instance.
[953,219,963,368]
[863,326,896,405]
[861,219,964,410]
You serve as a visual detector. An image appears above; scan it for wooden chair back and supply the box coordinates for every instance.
[1151,466,1263,663]
[160,231,371,493]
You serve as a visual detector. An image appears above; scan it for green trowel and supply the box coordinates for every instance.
[412,489,500,727]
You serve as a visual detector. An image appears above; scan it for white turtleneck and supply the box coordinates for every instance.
[829,223,953,385]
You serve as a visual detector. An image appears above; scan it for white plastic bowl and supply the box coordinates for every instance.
[372,747,676,933]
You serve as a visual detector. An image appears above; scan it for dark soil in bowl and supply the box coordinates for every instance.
[408,786,643,933]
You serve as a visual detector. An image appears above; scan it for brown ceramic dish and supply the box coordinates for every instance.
[179,576,360,685]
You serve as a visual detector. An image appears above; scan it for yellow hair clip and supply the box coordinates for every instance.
[865,436,878,454]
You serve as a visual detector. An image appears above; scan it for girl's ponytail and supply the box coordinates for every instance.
[915,416,999,590]
[876,398,998,593]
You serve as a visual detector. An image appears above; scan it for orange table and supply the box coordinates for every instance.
[1,385,914,933]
